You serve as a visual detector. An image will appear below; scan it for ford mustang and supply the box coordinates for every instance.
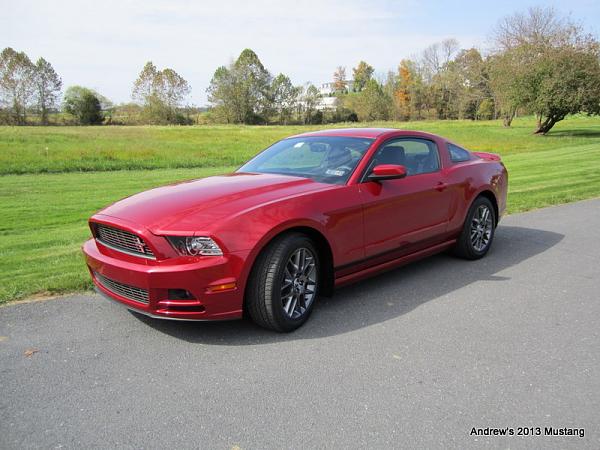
[83,128,508,332]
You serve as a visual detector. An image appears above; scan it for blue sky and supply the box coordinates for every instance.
[3,0,599,105]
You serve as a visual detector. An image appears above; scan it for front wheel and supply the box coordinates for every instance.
[453,196,496,260]
[246,233,320,332]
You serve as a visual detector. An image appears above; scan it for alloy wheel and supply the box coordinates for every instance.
[280,247,317,319]
[470,204,493,252]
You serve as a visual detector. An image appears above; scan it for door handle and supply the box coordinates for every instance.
[435,182,448,192]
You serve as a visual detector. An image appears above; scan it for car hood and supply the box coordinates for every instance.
[96,172,330,234]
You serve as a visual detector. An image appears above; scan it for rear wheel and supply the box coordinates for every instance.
[453,196,496,260]
[246,233,320,332]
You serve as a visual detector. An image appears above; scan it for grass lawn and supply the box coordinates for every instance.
[2,115,600,174]
[1,115,599,304]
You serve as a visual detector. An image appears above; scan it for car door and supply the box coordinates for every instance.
[359,137,452,259]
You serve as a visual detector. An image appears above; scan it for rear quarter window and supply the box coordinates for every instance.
[447,143,471,163]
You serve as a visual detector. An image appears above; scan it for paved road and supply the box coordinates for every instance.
[1,199,600,449]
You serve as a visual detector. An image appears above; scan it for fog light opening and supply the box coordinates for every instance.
[167,289,196,300]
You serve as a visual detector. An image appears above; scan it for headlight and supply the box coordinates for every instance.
[166,236,223,256]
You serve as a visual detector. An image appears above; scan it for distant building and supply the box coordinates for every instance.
[318,80,355,96]
[316,80,354,110]
[316,96,338,111]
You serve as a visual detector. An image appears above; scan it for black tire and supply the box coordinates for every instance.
[246,233,320,332]
[453,196,496,260]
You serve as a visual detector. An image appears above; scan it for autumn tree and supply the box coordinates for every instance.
[393,60,415,120]
[333,66,347,93]
[33,57,62,125]
[0,47,35,124]
[352,61,374,92]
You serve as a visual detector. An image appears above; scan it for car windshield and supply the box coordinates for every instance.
[237,136,374,184]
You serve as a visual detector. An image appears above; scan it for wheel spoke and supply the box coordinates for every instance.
[297,293,306,309]
[297,249,305,275]
[281,279,293,294]
[288,297,298,316]
[283,296,293,314]
[302,261,314,277]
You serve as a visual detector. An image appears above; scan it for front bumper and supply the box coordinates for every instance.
[83,239,245,320]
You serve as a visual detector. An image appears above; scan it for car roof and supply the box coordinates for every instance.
[289,128,441,140]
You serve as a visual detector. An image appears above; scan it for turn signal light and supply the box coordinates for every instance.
[206,282,237,293]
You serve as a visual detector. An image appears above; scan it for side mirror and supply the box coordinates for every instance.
[367,164,407,182]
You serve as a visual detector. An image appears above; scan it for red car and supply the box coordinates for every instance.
[83,128,508,332]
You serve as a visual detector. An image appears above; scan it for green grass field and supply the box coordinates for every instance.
[1,115,599,304]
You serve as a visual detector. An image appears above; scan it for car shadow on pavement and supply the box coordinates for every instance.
[131,225,564,344]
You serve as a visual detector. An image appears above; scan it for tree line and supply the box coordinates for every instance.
[1,7,599,134]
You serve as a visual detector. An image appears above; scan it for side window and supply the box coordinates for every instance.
[370,138,440,176]
[448,143,471,163]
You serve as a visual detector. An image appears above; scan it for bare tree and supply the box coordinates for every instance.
[491,6,587,51]
[420,38,459,81]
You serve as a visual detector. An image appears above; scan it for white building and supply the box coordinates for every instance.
[318,80,355,96]
[316,80,354,110]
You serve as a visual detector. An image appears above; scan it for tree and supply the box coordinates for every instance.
[63,86,103,124]
[453,48,493,120]
[333,66,347,93]
[393,59,417,120]
[33,57,62,125]
[0,47,35,124]
[132,62,190,124]
[487,49,525,126]
[271,74,298,124]
[132,62,158,103]
[302,84,321,124]
[207,49,272,124]
[352,61,374,92]
[477,98,495,120]
[528,45,600,134]
[488,6,600,133]
[354,79,391,121]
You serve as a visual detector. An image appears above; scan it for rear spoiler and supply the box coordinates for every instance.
[472,151,501,162]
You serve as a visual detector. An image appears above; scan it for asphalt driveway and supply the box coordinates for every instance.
[1,199,599,449]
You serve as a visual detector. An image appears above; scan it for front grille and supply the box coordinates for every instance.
[95,224,155,259]
[94,272,149,304]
